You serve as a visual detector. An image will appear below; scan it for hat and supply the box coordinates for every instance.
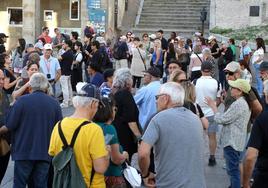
[96,37,106,45]
[208,35,216,43]
[76,82,102,100]
[228,79,251,94]
[201,61,213,72]
[35,41,44,50]
[224,61,241,72]
[149,34,156,40]
[120,35,127,41]
[0,33,8,38]
[43,43,52,50]
[143,67,161,77]
[260,61,268,71]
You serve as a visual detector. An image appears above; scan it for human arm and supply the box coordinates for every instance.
[128,122,142,138]
[153,49,161,65]
[4,76,20,90]
[0,126,8,135]
[138,141,152,177]
[12,80,29,100]
[110,144,128,165]
[243,147,258,188]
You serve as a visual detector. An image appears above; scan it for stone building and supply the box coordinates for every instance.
[210,0,268,29]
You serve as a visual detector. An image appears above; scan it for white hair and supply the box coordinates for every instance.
[159,82,185,105]
[112,68,132,91]
[202,47,211,56]
[72,82,95,108]
[29,73,49,92]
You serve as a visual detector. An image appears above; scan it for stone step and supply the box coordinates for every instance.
[141,12,204,16]
[142,9,209,14]
[142,7,208,11]
[143,3,209,7]
[138,20,208,26]
[140,16,203,21]
[136,24,209,30]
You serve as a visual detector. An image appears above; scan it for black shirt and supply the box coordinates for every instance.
[161,37,168,51]
[211,43,220,59]
[0,44,6,54]
[247,111,268,174]
[3,68,16,94]
[60,49,73,76]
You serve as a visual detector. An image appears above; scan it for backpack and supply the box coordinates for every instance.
[52,120,95,188]
[113,41,122,60]
[100,50,112,71]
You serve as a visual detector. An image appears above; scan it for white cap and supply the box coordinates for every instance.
[120,35,127,41]
[44,43,52,50]
[149,34,156,40]
[208,35,216,43]
[96,37,106,44]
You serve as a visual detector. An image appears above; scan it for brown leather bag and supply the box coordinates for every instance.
[0,138,10,156]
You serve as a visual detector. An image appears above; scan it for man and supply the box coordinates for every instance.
[134,67,161,130]
[162,59,182,83]
[89,40,102,72]
[52,28,69,50]
[49,82,109,187]
[38,26,52,44]
[0,33,9,54]
[259,61,268,111]
[243,111,268,188]
[195,61,221,166]
[239,39,252,61]
[70,31,79,52]
[156,29,168,51]
[58,39,74,108]
[138,82,206,188]
[0,73,62,188]
[39,43,61,95]
[83,34,93,80]
[114,36,129,70]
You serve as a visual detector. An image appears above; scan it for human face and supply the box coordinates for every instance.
[27,64,39,77]
[168,63,180,74]
[156,32,162,39]
[225,71,239,81]
[260,70,268,81]
[5,55,12,65]
[44,49,52,57]
[74,44,79,51]
[143,73,152,85]
[134,40,139,47]
[143,35,148,41]
[175,73,187,83]
[0,70,4,88]
[107,76,114,84]
[230,87,242,99]
[156,93,169,111]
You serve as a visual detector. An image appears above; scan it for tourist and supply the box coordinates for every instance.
[130,37,146,88]
[189,44,203,81]
[99,68,115,97]
[12,38,26,75]
[49,82,109,187]
[112,68,142,160]
[71,41,83,92]
[0,73,62,188]
[151,39,163,76]
[38,26,52,44]
[138,82,206,187]
[206,79,251,188]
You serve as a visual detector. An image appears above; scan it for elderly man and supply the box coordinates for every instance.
[0,73,62,187]
[138,82,206,188]
[49,82,109,187]
[134,67,161,130]
[39,43,61,95]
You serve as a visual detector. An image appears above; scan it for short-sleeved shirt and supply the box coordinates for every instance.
[60,49,73,76]
[39,55,61,80]
[142,107,206,188]
[96,122,123,177]
[49,117,108,187]
[247,111,268,177]
[89,72,104,87]
[211,43,220,59]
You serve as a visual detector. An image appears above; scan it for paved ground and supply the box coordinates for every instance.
[0,106,229,188]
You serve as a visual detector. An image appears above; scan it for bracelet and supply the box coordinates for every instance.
[141,171,150,179]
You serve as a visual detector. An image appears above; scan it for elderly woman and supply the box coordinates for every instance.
[112,68,142,160]
[206,79,251,188]
[202,48,218,80]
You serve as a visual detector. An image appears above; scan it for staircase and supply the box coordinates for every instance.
[133,0,210,38]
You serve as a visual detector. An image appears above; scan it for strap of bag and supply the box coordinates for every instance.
[58,120,90,149]
[137,48,147,70]
[195,53,203,63]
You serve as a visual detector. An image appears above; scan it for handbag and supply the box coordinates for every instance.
[137,48,147,70]
[122,162,141,187]
[0,138,10,156]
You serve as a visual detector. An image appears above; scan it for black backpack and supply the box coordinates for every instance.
[113,41,122,60]
[52,121,95,188]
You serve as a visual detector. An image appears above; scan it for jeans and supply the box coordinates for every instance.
[59,75,73,106]
[13,160,50,188]
[254,63,263,97]
[224,146,241,188]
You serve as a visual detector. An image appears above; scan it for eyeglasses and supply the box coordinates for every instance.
[225,71,234,76]
[143,36,148,38]
[155,94,167,100]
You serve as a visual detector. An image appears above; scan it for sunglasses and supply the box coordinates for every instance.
[225,71,234,76]
[155,94,167,100]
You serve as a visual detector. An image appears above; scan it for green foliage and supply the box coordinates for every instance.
[210,27,233,34]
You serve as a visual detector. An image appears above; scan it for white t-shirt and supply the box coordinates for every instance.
[195,76,221,117]
[252,48,264,64]
[75,52,83,62]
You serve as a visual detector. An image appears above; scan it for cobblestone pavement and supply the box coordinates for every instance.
[1,106,229,188]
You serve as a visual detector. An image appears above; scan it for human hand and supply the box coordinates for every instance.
[106,145,111,153]
[123,151,129,162]
[143,173,156,188]
[205,97,216,108]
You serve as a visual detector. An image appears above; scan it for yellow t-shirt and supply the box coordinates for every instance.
[49,117,107,188]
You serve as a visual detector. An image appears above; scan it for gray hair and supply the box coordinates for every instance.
[112,68,132,91]
[29,73,49,92]
[159,82,185,105]
[202,48,212,56]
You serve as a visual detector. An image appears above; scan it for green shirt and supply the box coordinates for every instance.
[96,122,123,177]
[230,44,236,56]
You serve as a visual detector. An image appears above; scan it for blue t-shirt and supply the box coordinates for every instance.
[89,72,104,87]
[6,91,63,161]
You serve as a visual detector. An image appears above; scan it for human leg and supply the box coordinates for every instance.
[13,160,34,188]
[0,151,10,184]
[59,76,69,107]
[30,161,50,188]
[207,116,218,166]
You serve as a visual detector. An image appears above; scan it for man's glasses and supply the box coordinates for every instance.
[155,94,167,100]
[225,71,234,76]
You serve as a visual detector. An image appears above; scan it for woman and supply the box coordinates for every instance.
[169,69,187,83]
[252,37,265,96]
[206,79,251,188]
[164,42,177,65]
[100,69,115,98]
[112,68,142,160]
[0,54,20,100]
[151,39,163,77]
[87,62,104,87]
[239,59,252,84]
[93,97,129,188]
[189,44,203,81]
[12,38,26,75]
[141,33,153,68]
[202,48,218,80]
[71,41,83,92]
[130,37,146,88]
[12,61,39,100]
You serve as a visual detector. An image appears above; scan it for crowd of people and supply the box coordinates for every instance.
[0,27,267,188]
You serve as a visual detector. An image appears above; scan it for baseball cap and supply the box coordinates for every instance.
[228,79,251,94]
[260,61,268,71]
[201,61,213,72]
[224,61,241,72]
[149,34,156,40]
[143,67,161,78]
[0,33,8,38]
[44,43,52,50]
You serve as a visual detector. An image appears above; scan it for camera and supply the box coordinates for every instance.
[47,74,51,79]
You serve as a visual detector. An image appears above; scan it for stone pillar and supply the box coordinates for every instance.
[81,0,89,39]
[22,0,40,44]
[106,0,116,40]
[209,0,216,30]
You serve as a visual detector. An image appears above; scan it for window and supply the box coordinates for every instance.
[44,10,53,21]
[70,0,80,20]
[7,7,23,26]
[249,6,260,17]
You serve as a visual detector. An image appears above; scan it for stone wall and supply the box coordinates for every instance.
[210,0,268,29]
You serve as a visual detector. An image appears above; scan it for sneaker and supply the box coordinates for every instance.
[60,103,69,108]
[208,157,216,166]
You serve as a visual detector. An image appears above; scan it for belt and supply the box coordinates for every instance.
[48,79,55,83]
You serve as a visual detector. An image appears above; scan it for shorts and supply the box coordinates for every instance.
[207,116,218,133]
